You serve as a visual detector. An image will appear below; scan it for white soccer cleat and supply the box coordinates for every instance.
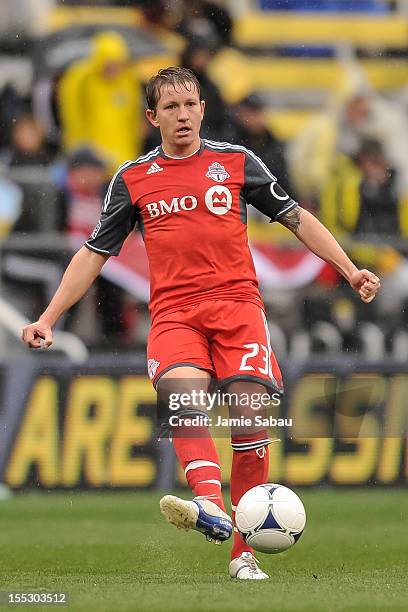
[159,495,233,543]
[229,552,269,580]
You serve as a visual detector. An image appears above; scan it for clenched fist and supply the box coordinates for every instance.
[21,320,53,349]
[350,269,381,303]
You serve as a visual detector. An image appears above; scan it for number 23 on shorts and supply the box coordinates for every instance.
[239,342,273,378]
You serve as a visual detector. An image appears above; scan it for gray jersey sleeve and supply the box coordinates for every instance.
[85,174,139,256]
[242,148,298,222]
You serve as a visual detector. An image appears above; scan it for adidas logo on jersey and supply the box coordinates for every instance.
[146,162,163,175]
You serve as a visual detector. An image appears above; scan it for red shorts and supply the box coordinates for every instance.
[147,300,283,392]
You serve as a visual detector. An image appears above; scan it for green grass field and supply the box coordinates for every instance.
[0,489,407,611]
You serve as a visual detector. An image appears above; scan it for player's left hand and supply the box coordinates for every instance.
[350,269,381,303]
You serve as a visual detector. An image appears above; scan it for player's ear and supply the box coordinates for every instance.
[200,100,205,119]
[146,108,159,128]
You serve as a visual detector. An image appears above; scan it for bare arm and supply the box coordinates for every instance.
[280,205,381,302]
[22,246,108,348]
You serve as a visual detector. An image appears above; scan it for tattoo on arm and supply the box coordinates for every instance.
[279,205,301,234]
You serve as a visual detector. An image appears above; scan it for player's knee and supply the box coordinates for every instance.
[226,380,271,433]
[156,376,211,438]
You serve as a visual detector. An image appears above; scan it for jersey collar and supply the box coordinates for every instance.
[159,139,205,160]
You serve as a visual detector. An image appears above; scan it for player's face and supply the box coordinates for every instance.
[146,83,205,156]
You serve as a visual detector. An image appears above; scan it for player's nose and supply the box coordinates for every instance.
[177,105,189,121]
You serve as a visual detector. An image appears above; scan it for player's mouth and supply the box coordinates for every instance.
[176,126,192,137]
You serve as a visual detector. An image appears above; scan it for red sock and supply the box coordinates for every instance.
[172,426,226,512]
[230,430,270,560]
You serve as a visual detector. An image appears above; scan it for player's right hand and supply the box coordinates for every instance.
[21,321,53,349]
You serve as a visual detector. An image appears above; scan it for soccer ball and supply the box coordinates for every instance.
[235,483,306,554]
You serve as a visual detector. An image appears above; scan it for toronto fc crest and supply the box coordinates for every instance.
[206,162,230,183]
[147,358,160,379]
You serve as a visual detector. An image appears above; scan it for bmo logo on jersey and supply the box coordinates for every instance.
[146,195,198,217]
[145,187,233,218]
[205,185,232,216]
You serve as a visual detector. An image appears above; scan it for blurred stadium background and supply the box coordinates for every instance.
[0,2,407,609]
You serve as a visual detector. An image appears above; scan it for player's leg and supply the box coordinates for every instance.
[158,366,232,543]
[227,380,271,578]
[159,366,225,508]
[207,300,283,577]
[147,307,233,543]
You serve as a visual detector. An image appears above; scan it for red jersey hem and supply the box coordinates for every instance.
[150,295,266,322]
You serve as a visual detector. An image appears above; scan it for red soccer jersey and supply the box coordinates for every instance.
[85,140,297,321]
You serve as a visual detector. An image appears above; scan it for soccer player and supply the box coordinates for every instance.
[22,67,380,580]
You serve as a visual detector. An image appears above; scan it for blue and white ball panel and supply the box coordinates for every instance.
[260,484,280,496]
[235,485,270,533]
[246,529,295,553]
[269,484,306,533]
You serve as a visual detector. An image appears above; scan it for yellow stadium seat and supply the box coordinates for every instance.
[47,6,142,31]
[266,111,313,141]
[135,55,180,83]
[208,48,255,104]
[247,58,408,91]
[234,12,408,48]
